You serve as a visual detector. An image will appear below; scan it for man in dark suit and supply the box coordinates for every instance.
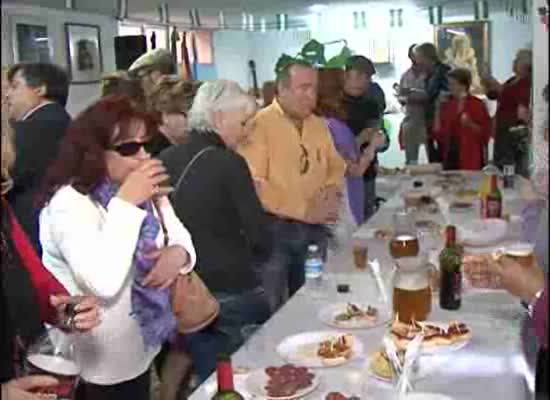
[5,63,71,253]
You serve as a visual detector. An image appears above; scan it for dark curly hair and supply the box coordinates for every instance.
[37,95,157,207]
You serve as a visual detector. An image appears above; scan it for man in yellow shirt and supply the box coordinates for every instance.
[239,61,346,311]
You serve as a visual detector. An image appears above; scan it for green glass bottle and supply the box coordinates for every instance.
[211,354,244,400]
[439,225,462,310]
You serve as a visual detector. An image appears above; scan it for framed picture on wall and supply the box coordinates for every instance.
[65,23,103,84]
[434,20,490,95]
[11,15,52,64]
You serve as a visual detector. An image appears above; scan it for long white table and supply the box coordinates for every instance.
[190,172,534,399]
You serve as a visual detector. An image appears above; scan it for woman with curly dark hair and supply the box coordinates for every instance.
[37,95,196,400]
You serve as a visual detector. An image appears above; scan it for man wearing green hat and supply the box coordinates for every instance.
[128,48,176,96]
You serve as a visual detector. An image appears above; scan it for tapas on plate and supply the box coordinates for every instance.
[245,364,320,399]
[319,303,391,329]
[277,332,364,368]
[388,319,472,353]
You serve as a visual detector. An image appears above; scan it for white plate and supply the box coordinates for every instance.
[276,331,364,368]
[318,303,392,330]
[457,218,508,247]
[366,351,447,384]
[385,321,472,355]
[245,369,320,400]
[404,393,454,400]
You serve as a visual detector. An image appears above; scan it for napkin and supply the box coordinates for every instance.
[369,259,389,304]
[397,333,424,399]
[382,335,402,382]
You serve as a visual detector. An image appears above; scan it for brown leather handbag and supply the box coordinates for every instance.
[157,146,220,334]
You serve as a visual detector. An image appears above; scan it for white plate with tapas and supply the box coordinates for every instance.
[366,348,446,384]
[245,365,320,399]
[276,332,364,368]
[386,320,472,354]
[319,303,391,330]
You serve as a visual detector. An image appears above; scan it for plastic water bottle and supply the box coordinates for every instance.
[304,244,324,296]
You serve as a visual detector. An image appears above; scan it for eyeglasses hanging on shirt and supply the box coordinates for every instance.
[300,143,310,175]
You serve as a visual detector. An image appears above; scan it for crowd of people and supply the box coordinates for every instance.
[1,40,547,400]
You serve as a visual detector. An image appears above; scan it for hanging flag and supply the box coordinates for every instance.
[390,9,395,27]
[276,14,288,31]
[361,11,367,28]
[170,26,178,65]
[218,11,226,29]
[116,0,128,20]
[397,9,403,27]
[158,3,169,24]
[429,6,435,25]
[151,31,156,50]
[261,17,267,32]
[181,31,192,81]
[189,10,196,27]
[242,13,248,30]
[193,9,201,27]
[474,1,489,20]
[353,11,359,29]
[436,5,443,24]
[65,0,74,9]
[190,32,199,80]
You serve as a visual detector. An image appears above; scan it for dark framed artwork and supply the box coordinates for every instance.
[434,21,490,95]
[11,16,52,63]
[65,23,103,84]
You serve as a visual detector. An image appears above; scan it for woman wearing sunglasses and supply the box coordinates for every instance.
[37,95,196,400]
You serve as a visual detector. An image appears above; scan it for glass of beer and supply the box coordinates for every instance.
[393,256,432,323]
[505,242,535,268]
[25,328,80,400]
[352,239,368,270]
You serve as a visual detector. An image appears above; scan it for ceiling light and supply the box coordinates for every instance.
[309,4,328,13]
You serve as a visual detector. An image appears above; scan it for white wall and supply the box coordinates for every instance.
[212,29,311,89]
[532,0,549,175]
[1,3,117,116]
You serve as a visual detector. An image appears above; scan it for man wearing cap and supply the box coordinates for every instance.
[342,55,389,221]
[128,48,176,96]
[239,61,346,312]
[128,49,177,155]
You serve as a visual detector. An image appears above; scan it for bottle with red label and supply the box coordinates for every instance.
[480,174,502,219]
[439,225,462,310]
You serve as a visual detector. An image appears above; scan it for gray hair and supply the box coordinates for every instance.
[187,80,256,132]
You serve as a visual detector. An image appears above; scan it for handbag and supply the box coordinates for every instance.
[158,146,220,334]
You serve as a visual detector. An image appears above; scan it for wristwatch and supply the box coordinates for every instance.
[527,289,544,318]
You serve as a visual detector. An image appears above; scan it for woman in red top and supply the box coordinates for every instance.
[434,68,491,170]
[481,49,532,176]
[1,88,100,399]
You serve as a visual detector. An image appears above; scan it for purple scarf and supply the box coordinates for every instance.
[91,178,176,349]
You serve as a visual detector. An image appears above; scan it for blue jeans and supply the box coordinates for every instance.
[181,287,270,384]
[258,216,329,313]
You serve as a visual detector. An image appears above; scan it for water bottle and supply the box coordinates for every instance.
[304,244,324,296]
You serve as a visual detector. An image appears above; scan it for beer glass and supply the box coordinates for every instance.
[352,239,368,270]
[393,256,432,323]
[25,327,80,400]
[505,242,535,268]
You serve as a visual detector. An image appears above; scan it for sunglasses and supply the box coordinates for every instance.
[110,141,151,157]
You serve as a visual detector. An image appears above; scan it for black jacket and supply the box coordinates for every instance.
[6,103,71,253]
[158,131,271,294]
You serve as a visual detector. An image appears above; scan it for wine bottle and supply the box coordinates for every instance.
[211,354,244,400]
[480,174,502,218]
[439,225,462,310]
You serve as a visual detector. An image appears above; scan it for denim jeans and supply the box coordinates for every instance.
[181,287,270,384]
[364,178,377,222]
[258,216,329,313]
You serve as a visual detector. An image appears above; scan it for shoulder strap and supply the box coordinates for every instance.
[173,146,216,201]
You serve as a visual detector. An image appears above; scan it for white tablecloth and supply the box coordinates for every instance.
[190,172,534,399]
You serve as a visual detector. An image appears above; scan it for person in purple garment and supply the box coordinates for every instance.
[494,86,548,399]
[315,69,385,226]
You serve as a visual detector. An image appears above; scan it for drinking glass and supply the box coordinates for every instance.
[25,327,80,400]
[352,239,368,270]
[389,211,419,259]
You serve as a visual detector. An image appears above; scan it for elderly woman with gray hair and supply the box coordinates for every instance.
[158,80,271,383]
[481,48,532,176]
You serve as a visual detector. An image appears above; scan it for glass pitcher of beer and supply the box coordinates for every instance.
[25,327,81,400]
[390,211,431,323]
